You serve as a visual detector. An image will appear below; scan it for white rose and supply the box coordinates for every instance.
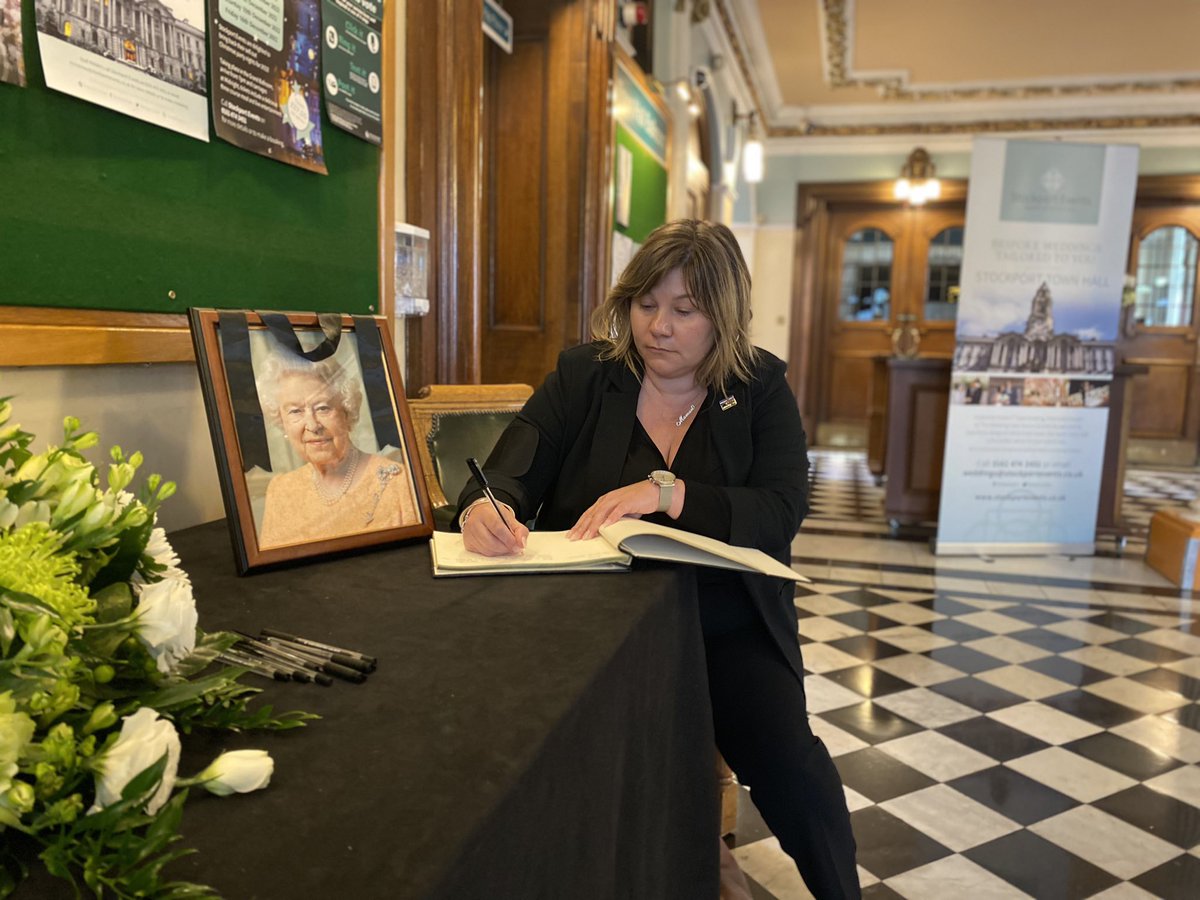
[91,708,181,814]
[196,750,274,797]
[135,578,198,674]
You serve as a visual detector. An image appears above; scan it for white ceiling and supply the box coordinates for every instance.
[717,0,1200,144]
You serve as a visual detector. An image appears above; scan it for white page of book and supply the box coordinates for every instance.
[430,530,630,572]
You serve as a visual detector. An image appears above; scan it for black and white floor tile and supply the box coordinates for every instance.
[731,450,1200,899]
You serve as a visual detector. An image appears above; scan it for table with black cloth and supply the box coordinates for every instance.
[65,521,719,899]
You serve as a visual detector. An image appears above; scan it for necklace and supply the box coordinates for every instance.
[675,403,697,428]
[312,446,360,505]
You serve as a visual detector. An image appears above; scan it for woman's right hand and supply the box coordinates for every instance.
[461,500,529,556]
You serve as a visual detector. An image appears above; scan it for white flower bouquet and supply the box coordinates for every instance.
[0,398,315,897]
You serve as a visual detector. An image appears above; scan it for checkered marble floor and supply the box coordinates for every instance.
[730,451,1200,900]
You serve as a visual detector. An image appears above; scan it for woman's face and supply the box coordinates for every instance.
[630,267,715,383]
[276,372,352,467]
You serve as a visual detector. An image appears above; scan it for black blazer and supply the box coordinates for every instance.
[459,342,810,680]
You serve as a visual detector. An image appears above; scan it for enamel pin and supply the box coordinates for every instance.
[718,395,737,411]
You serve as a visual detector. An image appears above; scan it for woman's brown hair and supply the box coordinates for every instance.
[591,219,757,392]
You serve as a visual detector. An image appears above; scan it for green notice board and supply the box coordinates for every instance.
[609,53,669,285]
[613,121,668,243]
[0,0,380,315]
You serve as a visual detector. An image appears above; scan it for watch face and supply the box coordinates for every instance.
[650,470,675,486]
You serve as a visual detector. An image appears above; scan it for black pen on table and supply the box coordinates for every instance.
[465,457,517,537]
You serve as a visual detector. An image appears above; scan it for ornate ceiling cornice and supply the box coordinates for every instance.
[821,0,1200,103]
[716,0,1200,139]
[713,0,769,124]
[771,113,1200,139]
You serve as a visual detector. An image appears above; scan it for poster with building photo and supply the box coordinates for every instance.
[936,138,1138,555]
[211,0,327,173]
[321,0,382,144]
[34,0,208,139]
[1,0,25,86]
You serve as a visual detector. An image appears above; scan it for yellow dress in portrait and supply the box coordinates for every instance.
[258,453,419,549]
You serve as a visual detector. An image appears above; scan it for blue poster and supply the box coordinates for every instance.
[211,0,327,173]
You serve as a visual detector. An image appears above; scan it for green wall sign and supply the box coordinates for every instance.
[611,57,669,248]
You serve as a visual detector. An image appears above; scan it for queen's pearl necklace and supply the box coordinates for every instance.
[312,446,361,504]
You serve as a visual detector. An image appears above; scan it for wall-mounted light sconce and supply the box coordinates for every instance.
[732,102,764,184]
[668,78,703,118]
[894,147,940,206]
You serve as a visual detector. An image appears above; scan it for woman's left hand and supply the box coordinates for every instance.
[567,481,661,541]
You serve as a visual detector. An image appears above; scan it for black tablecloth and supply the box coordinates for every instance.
[26,522,720,899]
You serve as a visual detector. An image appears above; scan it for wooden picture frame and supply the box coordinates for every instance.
[189,309,433,573]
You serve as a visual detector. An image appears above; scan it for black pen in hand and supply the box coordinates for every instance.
[465,457,517,537]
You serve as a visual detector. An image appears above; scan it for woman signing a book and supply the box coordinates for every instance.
[458,219,860,899]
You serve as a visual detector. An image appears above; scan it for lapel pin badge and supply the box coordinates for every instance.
[718,395,737,412]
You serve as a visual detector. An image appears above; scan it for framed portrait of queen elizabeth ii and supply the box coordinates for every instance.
[189,309,433,573]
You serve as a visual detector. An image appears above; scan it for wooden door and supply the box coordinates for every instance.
[821,207,905,436]
[817,203,965,442]
[477,0,613,390]
[1120,206,1200,444]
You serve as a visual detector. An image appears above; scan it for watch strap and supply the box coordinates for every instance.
[649,471,675,513]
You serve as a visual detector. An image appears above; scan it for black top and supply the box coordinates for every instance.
[458,342,810,683]
[621,405,760,638]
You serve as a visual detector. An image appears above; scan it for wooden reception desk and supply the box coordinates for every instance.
[867,357,1147,537]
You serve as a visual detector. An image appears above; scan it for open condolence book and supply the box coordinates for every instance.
[430,519,808,582]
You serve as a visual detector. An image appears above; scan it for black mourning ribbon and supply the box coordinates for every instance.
[218,311,272,473]
[260,311,344,361]
[220,311,401,471]
[352,315,402,451]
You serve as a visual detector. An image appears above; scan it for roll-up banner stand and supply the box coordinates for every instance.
[935,138,1139,556]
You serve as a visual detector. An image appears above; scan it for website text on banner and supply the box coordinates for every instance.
[936,138,1139,556]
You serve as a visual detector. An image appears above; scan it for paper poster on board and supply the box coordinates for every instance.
[936,138,1139,555]
[211,0,327,173]
[1,0,25,86]
[320,0,382,144]
[33,0,208,139]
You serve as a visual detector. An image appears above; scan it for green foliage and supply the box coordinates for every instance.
[0,401,314,897]
[35,758,219,899]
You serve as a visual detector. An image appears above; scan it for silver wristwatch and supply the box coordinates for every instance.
[647,470,676,513]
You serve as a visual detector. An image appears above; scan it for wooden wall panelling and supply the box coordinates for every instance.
[790,189,830,426]
[1126,358,1192,438]
[581,0,616,340]
[883,358,951,525]
[1097,364,1149,533]
[405,0,484,392]
[907,384,948,493]
[866,355,889,478]
[0,309,191,366]
[479,0,611,388]
[378,0,398,324]
[827,353,876,422]
[483,24,551,387]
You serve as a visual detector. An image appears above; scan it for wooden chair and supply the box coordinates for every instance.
[409,384,534,529]
[718,754,739,839]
